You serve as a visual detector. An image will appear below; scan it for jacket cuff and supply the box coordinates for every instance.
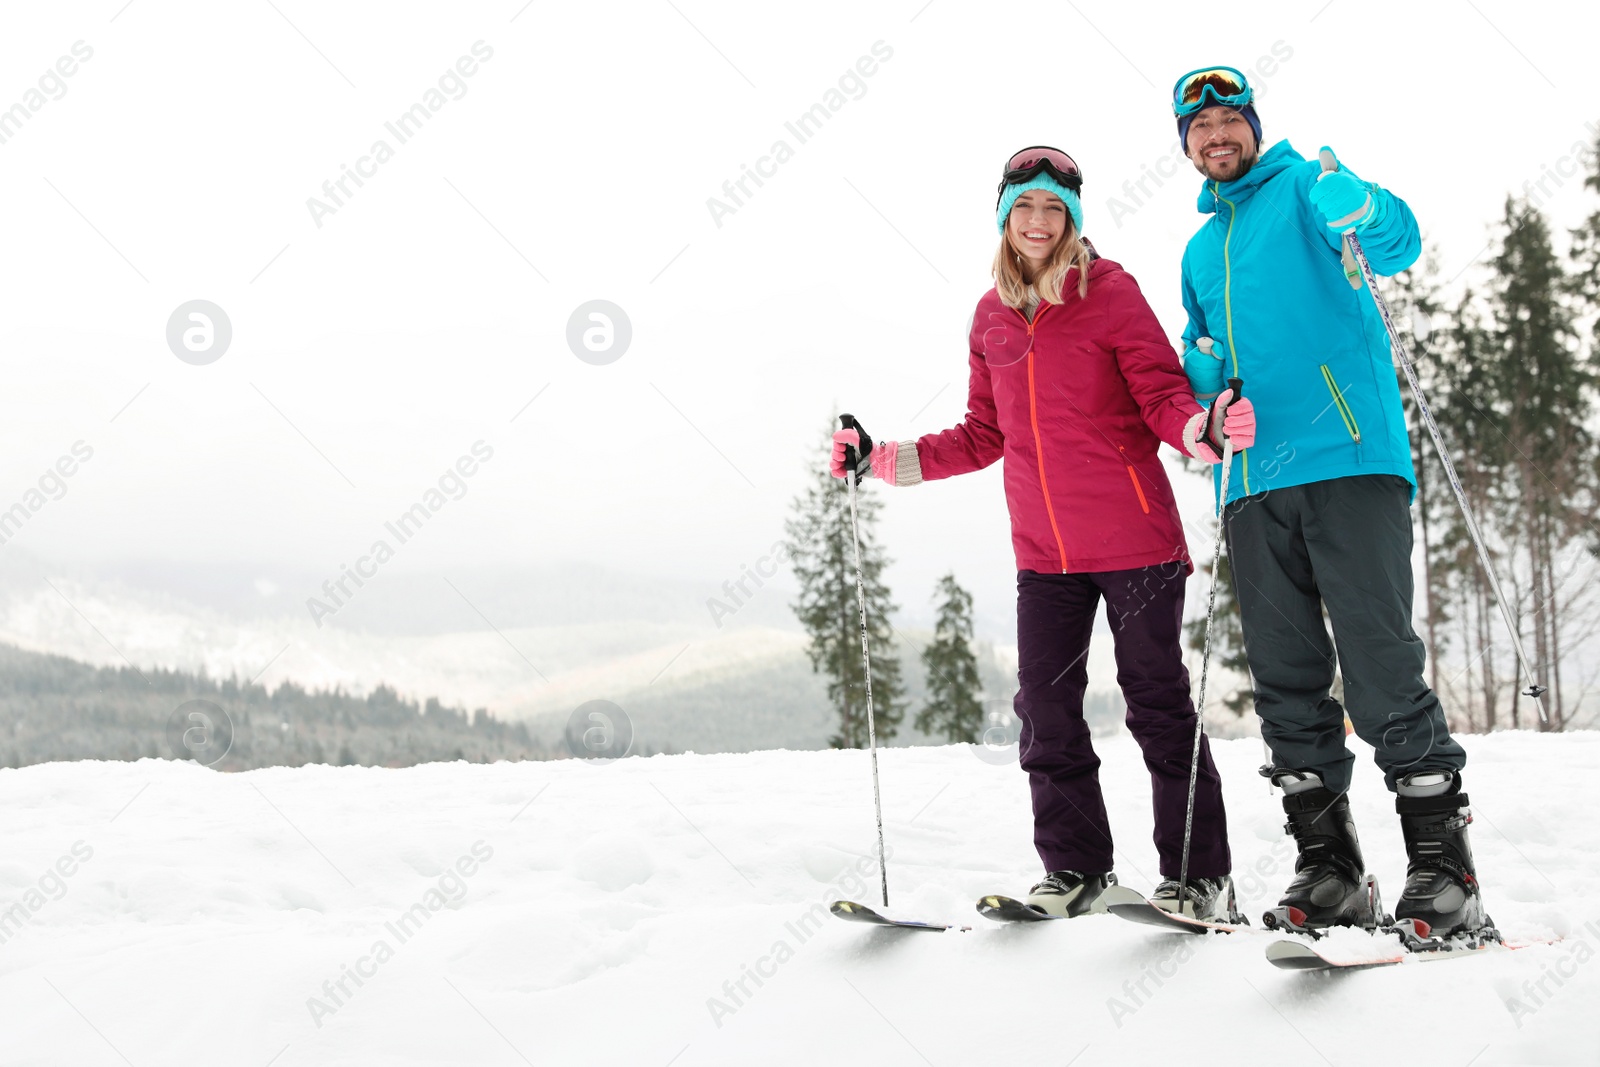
[893,440,923,486]
[1354,182,1388,234]
[1182,411,1211,460]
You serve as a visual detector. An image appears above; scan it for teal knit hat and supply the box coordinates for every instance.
[997,174,1083,235]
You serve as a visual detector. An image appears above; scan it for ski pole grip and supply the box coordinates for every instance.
[1227,377,1243,400]
[839,413,864,478]
[839,414,858,473]
[1319,147,1364,288]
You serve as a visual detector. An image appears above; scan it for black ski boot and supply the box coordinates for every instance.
[1024,870,1115,918]
[1150,875,1246,923]
[1262,770,1384,933]
[1393,771,1492,942]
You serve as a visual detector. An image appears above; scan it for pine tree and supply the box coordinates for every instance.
[1566,126,1600,731]
[1388,246,1453,701]
[1428,196,1600,731]
[1483,198,1594,730]
[1435,286,1512,729]
[1570,125,1600,364]
[787,424,905,748]
[1181,550,1252,715]
[915,573,984,742]
[1178,435,1251,715]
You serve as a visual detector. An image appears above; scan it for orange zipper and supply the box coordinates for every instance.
[1126,465,1150,513]
[1020,304,1070,572]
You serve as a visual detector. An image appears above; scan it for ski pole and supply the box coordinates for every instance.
[839,414,890,907]
[1179,368,1240,915]
[1318,148,1547,717]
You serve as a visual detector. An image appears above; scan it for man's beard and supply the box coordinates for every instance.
[1201,143,1258,183]
[1226,152,1258,181]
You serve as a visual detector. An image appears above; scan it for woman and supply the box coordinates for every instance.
[829,146,1253,919]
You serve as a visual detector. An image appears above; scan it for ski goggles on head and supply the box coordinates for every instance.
[997,146,1081,205]
[1172,66,1253,116]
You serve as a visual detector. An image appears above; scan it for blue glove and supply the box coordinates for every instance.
[1311,147,1385,234]
[1182,337,1226,401]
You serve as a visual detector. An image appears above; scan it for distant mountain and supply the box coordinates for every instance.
[0,641,552,770]
[0,550,1258,762]
[567,632,1148,755]
[0,632,1115,769]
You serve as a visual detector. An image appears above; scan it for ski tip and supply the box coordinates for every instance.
[1265,939,1332,970]
[975,894,1062,923]
[832,899,961,931]
[831,900,887,922]
[975,894,1024,917]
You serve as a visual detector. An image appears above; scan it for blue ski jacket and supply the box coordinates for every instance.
[1180,140,1422,506]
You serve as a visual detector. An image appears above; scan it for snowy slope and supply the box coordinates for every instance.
[0,732,1594,1066]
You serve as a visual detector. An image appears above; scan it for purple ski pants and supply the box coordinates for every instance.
[1014,566,1231,879]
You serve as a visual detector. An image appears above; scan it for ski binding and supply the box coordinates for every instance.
[1102,883,1250,934]
[1260,873,1390,938]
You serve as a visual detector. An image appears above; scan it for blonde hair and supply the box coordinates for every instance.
[993,215,1093,306]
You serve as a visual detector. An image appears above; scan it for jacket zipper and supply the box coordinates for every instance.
[1121,446,1151,514]
[1212,183,1250,496]
[1319,364,1363,442]
[1018,304,1071,572]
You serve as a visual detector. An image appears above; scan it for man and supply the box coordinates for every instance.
[1170,65,1486,939]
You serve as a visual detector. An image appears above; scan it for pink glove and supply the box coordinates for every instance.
[1184,389,1255,464]
[829,430,902,485]
[830,428,863,480]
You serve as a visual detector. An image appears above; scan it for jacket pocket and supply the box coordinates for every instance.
[1126,466,1151,513]
[1118,446,1152,515]
[1319,364,1362,444]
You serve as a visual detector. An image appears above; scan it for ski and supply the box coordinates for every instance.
[1265,921,1555,971]
[829,900,959,931]
[1266,937,1511,971]
[1101,884,1250,935]
[975,894,1073,923]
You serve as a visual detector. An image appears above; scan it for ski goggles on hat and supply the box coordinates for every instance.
[1171,66,1253,116]
[997,146,1081,205]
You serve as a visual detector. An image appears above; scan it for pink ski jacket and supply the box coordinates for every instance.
[915,258,1204,575]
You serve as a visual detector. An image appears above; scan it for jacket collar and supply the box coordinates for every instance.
[1196,139,1303,213]
[995,256,1123,315]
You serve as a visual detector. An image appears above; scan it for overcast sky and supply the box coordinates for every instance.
[1,0,1595,642]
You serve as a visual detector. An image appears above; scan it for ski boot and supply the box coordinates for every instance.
[1150,875,1247,923]
[1024,870,1116,918]
[1391,771,1495,945]
[1261,770,1386,935]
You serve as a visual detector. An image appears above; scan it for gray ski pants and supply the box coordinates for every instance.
[1223,474,1465,794]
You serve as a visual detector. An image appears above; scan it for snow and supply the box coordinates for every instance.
[1,732,1596,1066]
